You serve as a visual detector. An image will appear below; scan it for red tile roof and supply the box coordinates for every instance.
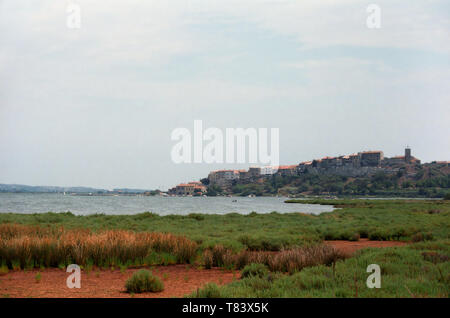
[278,165,297,170]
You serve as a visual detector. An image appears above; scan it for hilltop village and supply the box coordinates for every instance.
[168,147,449,197]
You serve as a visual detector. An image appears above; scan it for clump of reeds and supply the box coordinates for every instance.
[268,245,345,273]
[202,249,214,269]
[0,224,198,269]
[201,244,347,273]
[211,245,227,267]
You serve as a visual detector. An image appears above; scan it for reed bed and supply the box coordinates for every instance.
[203,244,347,273]
[0,224,197,269]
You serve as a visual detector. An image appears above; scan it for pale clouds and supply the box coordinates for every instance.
[0,0,449,189]
[191,0,450,52]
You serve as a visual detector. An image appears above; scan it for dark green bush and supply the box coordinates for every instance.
[241,263,269,279]
[125,270,164,293]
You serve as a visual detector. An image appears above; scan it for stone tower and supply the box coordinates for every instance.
[405,147,411,163]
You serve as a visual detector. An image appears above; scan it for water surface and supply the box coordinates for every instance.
[0,193,334,215]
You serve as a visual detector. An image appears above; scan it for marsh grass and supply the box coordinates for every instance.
[201,244,347,273]
[241,263,269,279]
[190,283,221,298]
[1,200,448,252]
[191,243,450,298]
[0,224,197,269]
[1,199,449,297]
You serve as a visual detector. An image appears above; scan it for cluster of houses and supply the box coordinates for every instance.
[168,181,207,196]
[207,148,422,188]
[169,148,428,194]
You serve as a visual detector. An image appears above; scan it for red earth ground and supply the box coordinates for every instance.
[324,238,406,255]
[0,239,406,298]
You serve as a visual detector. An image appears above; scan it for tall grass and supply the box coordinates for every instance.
[191,242,450,298]
[202,244,347,273]
[0,224,197,269]
[1,200,448,251]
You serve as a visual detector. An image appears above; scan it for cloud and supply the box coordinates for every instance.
[0,0,449,188]
[195,0,450,53]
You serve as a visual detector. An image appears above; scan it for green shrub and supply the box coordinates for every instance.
[191,283,221,298]
[125,270,164,293]
[368,229,389,241]
[241,263,269,279]
[242,275,272,290]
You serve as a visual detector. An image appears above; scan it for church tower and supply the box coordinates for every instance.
[405,146,411,163]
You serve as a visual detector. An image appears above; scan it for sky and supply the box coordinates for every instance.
[0,0,449,190]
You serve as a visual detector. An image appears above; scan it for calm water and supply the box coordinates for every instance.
[0,193,334,216]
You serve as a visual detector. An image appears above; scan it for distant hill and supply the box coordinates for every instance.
[0,184,156,194]
[0,184,108,193]
[221,162,450,198]
[112,188,154,194]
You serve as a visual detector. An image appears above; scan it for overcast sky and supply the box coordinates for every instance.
[1,0,449,190]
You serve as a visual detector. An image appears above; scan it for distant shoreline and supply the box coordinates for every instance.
[0,192,445,200]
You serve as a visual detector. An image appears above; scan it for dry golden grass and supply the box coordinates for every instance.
[0,224,345,273]
[204,243,347,273]
[0,224,197,269]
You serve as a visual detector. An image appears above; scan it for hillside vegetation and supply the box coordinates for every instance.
[229,167,450,198]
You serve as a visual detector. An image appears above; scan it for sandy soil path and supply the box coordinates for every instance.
[0,265,238,298]
[325,238,406,255]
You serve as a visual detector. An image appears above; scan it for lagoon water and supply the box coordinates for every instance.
[0,193,334,216]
